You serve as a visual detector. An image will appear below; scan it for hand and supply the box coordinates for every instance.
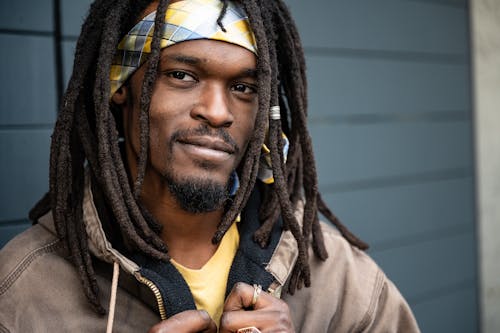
[148,309,217,333]
[219,282,295,333]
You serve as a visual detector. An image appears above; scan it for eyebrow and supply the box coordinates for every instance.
[162,53,258,78]
[241,68,258,78]
[164,54,201,66]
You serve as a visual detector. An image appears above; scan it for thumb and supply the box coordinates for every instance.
[148,310,217,333]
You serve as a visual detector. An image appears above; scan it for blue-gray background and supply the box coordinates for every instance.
[0,0,476,332]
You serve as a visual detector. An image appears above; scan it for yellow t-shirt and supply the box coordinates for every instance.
[170,222,239,326]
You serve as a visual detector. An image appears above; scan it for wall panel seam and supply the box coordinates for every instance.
[320,167,473,193]
[305,46,468,65]
[408,278,476,306]
[369,224,474,252]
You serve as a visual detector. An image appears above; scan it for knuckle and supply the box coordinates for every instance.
[219,312,231,328]
[233,281,247,293]
[272,309,292,330]
[278,311,289,324]
[196,309,211,324]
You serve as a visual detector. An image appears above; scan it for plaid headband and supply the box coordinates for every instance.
[110,0,257,97]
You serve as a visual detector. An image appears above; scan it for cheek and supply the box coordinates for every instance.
[148,115,172,159]
[233,109,258,158]
[146,102,184,166]
[241,108,258,141]
[148,124,163,154]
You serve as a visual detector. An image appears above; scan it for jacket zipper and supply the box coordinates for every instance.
[135,272,167,320]
[267,281,283,298]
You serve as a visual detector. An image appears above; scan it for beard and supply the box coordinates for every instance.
[161,125,238,213]
[163,172,230,213]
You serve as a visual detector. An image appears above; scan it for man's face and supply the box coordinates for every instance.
[114,39,258,212]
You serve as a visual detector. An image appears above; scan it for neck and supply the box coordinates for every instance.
[139,169,225,269]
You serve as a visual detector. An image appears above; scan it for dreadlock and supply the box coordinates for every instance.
[30,0,368,313]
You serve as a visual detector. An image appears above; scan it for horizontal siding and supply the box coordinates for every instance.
[0,0,56,252]
[0,130,51,222]
[0,0,53,32]
[283,0,476,331]
[311,121,472,185]
[306,55,470,118]
[61,0,93,37]
[0,34,57,125]
[370,231,477,331]
[61,40,79,91]
[412,286,478,333]
[286,0,468,54]
[408,0,467,8]
[0,221,31,249]
[370,231,476,301]
[321,177,474,247]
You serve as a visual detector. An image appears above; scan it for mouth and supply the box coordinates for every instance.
[175,136,236,162]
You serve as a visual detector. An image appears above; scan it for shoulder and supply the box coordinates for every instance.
[284,221,420,332]
[316,221,381,295]
[0,214,83,331]
[0,213,159,332]
[0,213,62,286]
[0,214,68,296]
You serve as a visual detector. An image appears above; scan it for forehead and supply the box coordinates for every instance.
[159,39,257,70]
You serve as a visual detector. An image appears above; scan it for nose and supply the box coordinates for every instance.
[190,83,234,128]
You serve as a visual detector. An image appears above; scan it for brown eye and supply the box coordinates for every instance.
[168,71,196,82]
[231,83,256,94]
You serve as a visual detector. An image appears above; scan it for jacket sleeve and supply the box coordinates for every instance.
[358,277,420,332]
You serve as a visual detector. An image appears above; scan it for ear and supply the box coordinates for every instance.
[111,85,128,105]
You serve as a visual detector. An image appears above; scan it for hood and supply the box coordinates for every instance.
[81,170,141,276]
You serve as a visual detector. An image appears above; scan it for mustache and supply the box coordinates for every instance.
[170,125,240,154]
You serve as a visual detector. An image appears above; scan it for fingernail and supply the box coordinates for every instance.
[199,309,210,320]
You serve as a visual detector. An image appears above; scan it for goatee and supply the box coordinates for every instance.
[164,174,230,213]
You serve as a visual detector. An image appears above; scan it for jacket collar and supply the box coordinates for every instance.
[57,170,302,316]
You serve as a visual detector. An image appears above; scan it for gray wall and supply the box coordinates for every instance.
[0,0,57,242]
[471,0,500,331]
[0,1,477,332]
[286,0,477,331]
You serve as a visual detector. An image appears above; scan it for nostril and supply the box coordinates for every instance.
[194,113,208,122]
[190,106,233,128]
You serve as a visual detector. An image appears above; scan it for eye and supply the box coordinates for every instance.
[167,71,196,82]
[231,83,257,94]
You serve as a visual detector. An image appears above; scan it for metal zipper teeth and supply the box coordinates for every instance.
[135,273,167,320]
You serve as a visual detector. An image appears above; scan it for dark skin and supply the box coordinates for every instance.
[112,3,295,332]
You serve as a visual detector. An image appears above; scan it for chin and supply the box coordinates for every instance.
[164,174,231,213]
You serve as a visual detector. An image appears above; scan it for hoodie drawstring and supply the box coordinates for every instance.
[106,261,120,333]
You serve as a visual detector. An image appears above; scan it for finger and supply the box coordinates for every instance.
[148,310,217,333]
[224,282,278,312]
[199,315,218,333]
[219,310,293,333]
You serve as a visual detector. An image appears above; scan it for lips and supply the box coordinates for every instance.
[177,136,236,154]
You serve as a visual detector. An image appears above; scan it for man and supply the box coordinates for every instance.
[0,0,419,332]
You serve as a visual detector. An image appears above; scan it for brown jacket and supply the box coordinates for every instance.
[0,182,419,332]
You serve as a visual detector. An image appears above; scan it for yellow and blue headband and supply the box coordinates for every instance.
[110,0,257,97]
